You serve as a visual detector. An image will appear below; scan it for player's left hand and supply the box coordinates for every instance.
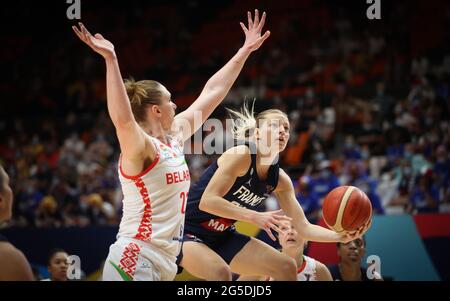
[240,9,271,52]
[339,219,372,243]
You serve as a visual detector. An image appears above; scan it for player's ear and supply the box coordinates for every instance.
[150,104,162,116]
[254,127,260,140]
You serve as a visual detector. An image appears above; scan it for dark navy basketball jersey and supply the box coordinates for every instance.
[185,142,280,237]
[0,233,7,242]
[328,265,372,281]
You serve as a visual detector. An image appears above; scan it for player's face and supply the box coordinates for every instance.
[0,167,13,223]
[158,86,177,131]
[278,222,301,249]
[338,238,366,263]
[48,252,69,281]
[257,113,290,154]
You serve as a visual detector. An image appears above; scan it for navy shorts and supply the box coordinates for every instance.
[176,228,251,272]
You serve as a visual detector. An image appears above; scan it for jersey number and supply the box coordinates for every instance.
[180,191,188,214]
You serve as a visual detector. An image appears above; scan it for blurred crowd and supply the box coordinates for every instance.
[0,0,449,228]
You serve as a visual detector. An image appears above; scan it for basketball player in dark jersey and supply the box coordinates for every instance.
[0,164,34,280]
[328,237,383,281]
[177,104,370,280]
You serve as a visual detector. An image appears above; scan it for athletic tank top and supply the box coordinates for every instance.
[328,264,372,281]
[117,134,191,259]
[266,255,318,281]
[185,142,279,236]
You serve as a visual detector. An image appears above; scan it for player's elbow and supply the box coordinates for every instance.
[199,195,212,212]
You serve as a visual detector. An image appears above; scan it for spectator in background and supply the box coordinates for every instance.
[41,248,69,281]
[310,161,340,201]
[328,237,383,281]
[81,193,116,225]
[409,169,440,213]
[36,196,64,227]
[0,164,34,280]
[433,145,450,211]
[341,160,384,214]
[295,176,321,224]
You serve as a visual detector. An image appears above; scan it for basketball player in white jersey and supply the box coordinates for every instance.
[72,10,271,281]
[239,220,332,281]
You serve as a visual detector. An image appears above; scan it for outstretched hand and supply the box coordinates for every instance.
[240,9,271,52]
[72,22,116,60]
[340,219,372,243]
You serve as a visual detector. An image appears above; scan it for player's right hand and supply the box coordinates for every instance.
[72,23,116,60]
[239,9,270,53]
[339,218,372,243]
[250,209,292,241]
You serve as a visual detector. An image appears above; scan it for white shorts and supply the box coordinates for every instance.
[102,237,177,281]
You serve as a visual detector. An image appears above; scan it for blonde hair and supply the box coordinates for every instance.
[226,101,288,140]
[124,78,165,123]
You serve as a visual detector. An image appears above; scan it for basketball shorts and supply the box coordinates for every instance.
[176,228,251,273]
[102,237,178,281]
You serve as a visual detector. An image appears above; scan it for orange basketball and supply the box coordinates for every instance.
[322,186,372,232]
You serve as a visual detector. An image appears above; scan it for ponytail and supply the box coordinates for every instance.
[226,100,257,140]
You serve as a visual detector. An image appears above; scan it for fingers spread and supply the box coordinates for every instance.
[265,228,276,241]
[257,11,267,32]
[269,223,282,234]
[254,9,259,26]
[79,22,93,38]
[72,26,84,40]
[261,30,271,41]
[247,11,254,28]
[272,214,292,221]
[240,22,248,33]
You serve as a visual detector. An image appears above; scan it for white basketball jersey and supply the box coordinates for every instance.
[266,255,318,281]
[117,135,190,260]
[297,256,317,281]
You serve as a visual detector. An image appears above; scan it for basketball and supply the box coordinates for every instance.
[322,186,372,233]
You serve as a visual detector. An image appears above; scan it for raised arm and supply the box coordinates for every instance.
[72,23,155,167]
[199,145,291,241]
[173,10,270,142]
[274,169,370,243]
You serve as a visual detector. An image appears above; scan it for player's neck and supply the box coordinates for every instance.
[283,248,303,268]
[339,262,362,281]
[255,143,279,167]
[255,150,278,180]
[140,121,168,145]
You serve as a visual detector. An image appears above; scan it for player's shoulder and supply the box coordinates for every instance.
[0,242,33,280]
[223,144,252,156]
[219,145,251,164]
[0,242,27,263]
[274,168,292,191]
[215,145,252,176]
[313,259,333,281]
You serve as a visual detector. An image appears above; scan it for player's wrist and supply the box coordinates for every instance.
[238,45,253,56]
[244,210,259,225]
[104,52,117,62]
